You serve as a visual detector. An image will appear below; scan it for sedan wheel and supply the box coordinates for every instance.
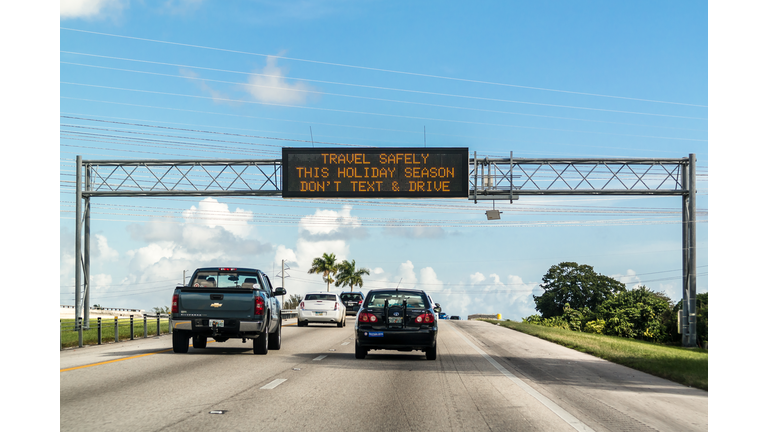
[355,341,367,359]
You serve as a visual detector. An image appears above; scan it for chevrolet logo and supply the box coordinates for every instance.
[211,303,223,308]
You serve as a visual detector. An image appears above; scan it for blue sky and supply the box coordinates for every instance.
[57,0,710,320]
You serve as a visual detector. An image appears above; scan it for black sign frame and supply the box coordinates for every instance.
[282,147,469,198]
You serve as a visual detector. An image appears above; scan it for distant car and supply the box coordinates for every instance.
[339,291,365,316]
[355,288,438,360]
[297,293,346,327]
[449,316,460,320]
[438,313,448,320]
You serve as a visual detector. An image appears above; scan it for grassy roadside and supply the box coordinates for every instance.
[60,318,171,349]
[482,319,708,391]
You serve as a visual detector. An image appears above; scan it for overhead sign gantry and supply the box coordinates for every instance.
[72,149,699,347]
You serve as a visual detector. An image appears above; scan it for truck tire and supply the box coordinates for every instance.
[268,318,281,350]
[192,335,207,349]
[172,331,189,353]
[253,326,269,355]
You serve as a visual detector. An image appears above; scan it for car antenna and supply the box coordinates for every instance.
[395,278,402,289]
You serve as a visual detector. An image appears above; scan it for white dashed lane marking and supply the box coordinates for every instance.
[260,379,287,390]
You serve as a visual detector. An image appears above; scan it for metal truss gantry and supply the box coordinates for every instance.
[73,153,699,347]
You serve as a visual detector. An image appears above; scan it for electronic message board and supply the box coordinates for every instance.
[282,147,469,198]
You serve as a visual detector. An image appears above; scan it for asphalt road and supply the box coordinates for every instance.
[60,319,707,431]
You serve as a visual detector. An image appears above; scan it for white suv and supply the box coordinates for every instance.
[297,292,347,327]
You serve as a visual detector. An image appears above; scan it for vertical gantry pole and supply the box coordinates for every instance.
[83,164,91,327]
[688,154,697,346]
[75,156,83,331]
[681,162,690,346]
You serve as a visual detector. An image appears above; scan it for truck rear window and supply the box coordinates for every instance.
[190,271,261,289]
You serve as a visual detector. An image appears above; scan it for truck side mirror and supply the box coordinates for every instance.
[274,287,286,296]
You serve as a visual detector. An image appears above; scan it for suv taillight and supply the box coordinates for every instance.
[415,312,435,324]
[358,300,363,304]
[172,294,179,313]
[358,312,378,323]
[255,296,265,316]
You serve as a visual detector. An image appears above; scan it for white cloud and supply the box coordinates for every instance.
[94,234,119,261]
[60,0,125,19]
[385,225,445,239]
[298,205,366,240]
[180,69,239,106]
[182,197,254,238]
[244,54,316,104]
[612,269,643,289]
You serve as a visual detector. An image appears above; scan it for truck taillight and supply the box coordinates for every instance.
[255,296,265,316]
[415,313,435,324]
[358,312,378,323]
[172,294,179,313]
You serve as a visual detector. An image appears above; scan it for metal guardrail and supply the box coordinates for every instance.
[62,311,300,350]
[61,314,171,350]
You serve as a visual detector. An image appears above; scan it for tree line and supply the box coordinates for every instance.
[526,262,708,347]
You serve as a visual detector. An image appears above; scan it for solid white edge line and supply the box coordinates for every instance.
[449,323,595,432]
[260,379,287,390]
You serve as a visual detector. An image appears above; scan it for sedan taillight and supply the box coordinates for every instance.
[334,302,338,310]
[172,293,179,313]
[299,301,304,310]
[415,312,435,324]
[358,312,378,323]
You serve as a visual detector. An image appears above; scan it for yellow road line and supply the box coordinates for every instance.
[60,348,174,372]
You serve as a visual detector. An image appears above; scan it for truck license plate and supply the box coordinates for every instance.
[209,319,224,328]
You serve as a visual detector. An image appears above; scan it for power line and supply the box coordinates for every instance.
[61,82,709,143]
[60,60,709,125]
[60,28,708,108]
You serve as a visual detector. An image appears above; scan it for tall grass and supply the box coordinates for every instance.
[60,317,171,349]
[485,320,707,391]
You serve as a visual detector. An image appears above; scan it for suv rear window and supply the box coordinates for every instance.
[305,294,337,301]
[365,291,426,308]
[340,293,363,301]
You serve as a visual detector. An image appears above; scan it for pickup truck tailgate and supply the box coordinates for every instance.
[178,289,254,318]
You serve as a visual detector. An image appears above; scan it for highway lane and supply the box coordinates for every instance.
[60,319,707,431]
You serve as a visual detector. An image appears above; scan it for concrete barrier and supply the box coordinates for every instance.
[468,314,502,320]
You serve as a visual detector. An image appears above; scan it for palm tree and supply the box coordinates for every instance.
[335,259,371,292]
[307,252,339,292]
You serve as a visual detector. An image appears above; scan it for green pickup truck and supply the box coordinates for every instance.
[171,267,286,355]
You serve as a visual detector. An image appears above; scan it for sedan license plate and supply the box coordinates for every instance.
[388,317,403,324]
[314,312,325,316]
[209,319,224,328]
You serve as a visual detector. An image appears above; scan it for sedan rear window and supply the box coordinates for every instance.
[305,294,337,301]
[365,292,426,308]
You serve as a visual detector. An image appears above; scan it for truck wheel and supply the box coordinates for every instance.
[192,335,207,349]
[172,331,189,353]
[354,341,366,359]
[253,326,269,355]
[268,318,281,350]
